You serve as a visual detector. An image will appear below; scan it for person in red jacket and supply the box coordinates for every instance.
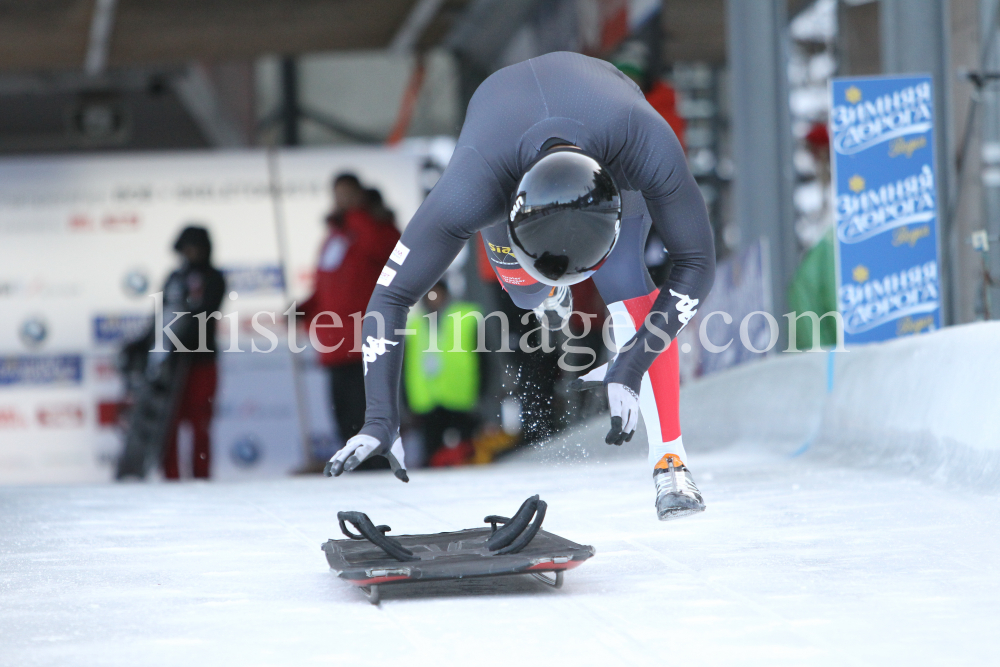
[301,174,401,455]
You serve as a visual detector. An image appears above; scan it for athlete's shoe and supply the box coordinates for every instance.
[532,285,573,331]
[653,454,705,521]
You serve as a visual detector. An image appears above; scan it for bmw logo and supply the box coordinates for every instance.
[122,270,150,298]
[19,316,48,348]
[230,436,262,467]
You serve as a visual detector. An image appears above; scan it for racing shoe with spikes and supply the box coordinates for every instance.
[653,454,705,521]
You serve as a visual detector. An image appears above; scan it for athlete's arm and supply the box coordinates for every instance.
[326,146,507,479]
[606,98,716,393]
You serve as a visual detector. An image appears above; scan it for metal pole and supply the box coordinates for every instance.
[280,56,300,147]
[84,0,117,77]
[981,0,1000,317]
[880,0,955,323]
[725,0,797,333]
[265,146,314,468]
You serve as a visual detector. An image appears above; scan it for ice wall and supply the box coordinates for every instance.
[682,321,1000,490]
[522,321,1000,490]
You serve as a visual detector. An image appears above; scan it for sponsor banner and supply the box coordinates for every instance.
[210,350,307,481]
[215,397,294,421]
[0,146,425,483]
[97,401,124,427]
[19,316,49,348]
[0,406,28,428]
[228,434,264,469]
[831,75,942,344]
[0,278,83,299]
[93,314,151,345]
[36,403,86,428]
[221,265,285,295]
[90,354,120,383]
[677,239,772,382]
[0,354,83,386]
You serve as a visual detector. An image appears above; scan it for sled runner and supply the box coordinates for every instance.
[321,495,594,604]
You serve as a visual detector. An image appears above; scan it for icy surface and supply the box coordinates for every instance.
[2,447,999,666]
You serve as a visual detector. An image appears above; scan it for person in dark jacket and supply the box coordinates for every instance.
[161,225,226,479]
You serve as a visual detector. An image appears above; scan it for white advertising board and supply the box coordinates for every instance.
[0,146,424,484]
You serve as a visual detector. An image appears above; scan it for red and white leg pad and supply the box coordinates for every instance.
[606,290,688,470]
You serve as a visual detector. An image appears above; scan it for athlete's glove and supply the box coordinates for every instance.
[604,383,639,445]
[568,363,639,446]
[323,434,409,482]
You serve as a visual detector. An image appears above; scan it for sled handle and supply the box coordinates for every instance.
[494,500,546,555]
[485,495,546,554]
[340,521,392,540]
[338,511,420,562]
[484,515,510,534]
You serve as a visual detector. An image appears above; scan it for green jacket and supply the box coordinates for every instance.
[404,302,480,414]
[787,228,838,350]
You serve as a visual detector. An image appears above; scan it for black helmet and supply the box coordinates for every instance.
[507,148,621,286]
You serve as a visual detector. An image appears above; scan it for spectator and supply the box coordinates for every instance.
[404,282,481,467]
[365,187,395,226]
[301,174,400,466]
[788,122,837,349]
[161,225,226,479]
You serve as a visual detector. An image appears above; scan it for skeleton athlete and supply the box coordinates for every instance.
[326,51,715,520]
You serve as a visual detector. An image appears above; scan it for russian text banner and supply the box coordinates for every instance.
[830,75,942,344]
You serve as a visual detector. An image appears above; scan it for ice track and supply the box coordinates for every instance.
[2,443,999,667]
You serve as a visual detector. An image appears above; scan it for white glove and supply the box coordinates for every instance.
[569,364,638,445]
[323,434,408,482]
[605,383,639,445]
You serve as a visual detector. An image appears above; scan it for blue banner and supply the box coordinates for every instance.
[0,355,83,386]
[830,75,941,344]
[93,314,151,345]
[221,265,285,295]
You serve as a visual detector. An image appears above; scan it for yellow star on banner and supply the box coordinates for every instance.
[846,86,862,104]
[849,175,865,192]
[852,265,870,283]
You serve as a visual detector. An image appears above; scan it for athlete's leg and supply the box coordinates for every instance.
[592,191,687,470]
[604,293,685,469]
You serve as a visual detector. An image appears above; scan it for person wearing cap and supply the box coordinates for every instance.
[324,51,715,521]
